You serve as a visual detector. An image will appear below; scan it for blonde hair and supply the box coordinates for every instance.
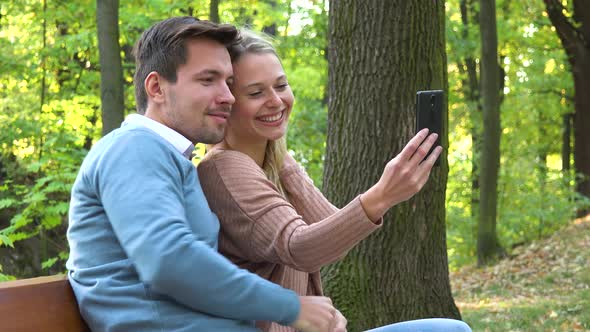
[229,29,289,197]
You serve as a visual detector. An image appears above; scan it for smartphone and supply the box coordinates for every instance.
[415,90,443,165]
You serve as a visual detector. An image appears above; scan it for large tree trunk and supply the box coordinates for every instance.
[544,0,590,216]
[322,1,460,330]
[477,0,504,266]
[573,59,590,215]
[97,0,124,136]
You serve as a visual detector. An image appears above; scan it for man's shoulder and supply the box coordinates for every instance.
[108,124,167,145]
[80,125,188,181]
[91,125,180,158]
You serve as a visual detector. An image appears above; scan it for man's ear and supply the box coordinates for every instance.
[145,71,165,104]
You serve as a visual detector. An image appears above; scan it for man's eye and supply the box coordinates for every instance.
[200,77,214,83]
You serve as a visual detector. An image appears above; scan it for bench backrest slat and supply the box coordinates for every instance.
[0,274,90,332]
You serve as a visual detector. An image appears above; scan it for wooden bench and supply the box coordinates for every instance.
[0,274,90,331]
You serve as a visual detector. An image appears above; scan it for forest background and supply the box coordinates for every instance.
[0,0,588,330]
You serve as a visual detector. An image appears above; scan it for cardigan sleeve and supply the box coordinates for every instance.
[198,150,381,273]
[279,153,339,225]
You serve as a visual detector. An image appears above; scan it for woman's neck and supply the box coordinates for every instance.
[216,135,268,167]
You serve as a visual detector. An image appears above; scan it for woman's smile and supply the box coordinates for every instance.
[256,110,285,126]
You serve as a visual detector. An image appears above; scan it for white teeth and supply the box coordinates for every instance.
[258,111,283,123]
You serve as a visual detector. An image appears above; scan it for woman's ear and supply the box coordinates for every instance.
[145,71,165,104]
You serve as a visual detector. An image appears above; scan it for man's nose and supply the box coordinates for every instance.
[217,83,235,105]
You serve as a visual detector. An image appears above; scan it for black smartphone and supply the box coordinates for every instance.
[415,90,443,165]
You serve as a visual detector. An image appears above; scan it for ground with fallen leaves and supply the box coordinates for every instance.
[451,215,590,332]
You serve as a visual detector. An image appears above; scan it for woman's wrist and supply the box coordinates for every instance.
[359,184,389,223]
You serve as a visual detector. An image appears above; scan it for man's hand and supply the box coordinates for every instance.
[360,128,442,221]
[291,296,336,332]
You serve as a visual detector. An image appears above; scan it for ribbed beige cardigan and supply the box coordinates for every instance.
[198,149,381,332]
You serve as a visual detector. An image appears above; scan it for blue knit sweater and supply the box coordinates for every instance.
[66,124,299,331]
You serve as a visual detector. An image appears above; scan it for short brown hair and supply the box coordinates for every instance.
[132,17,240,114]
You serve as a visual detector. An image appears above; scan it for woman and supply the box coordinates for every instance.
[198,30,470,332]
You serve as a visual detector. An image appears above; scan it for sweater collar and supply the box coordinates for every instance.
[123,114,194,160]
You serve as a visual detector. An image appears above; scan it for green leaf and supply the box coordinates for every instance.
[0,273,16,282]
[42,214,62,229]
[0,198,17,209]
[0,233,14,248]
[26,161,42,173]
[41,257,58,270]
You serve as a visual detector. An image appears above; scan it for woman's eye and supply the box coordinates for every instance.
[248,91,262,97]
[275,83,288,91]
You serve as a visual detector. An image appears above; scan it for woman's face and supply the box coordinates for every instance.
[227,52,294,145]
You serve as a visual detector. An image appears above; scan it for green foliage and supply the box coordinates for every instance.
[0,98,88,275]
[0,0,585,278]
[0,0,98,277]
[445,0,588,269]
[0,263,16,282]
[280,4,328,186]
[0,233,14,248]
[0,0,330,278]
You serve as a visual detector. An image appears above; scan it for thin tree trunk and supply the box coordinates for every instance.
[459,0,482,219]
[544,0,590,216]
[38,0,47,162]
[538,113,548,238]
[283,0,293,37]
[40,0,47,115]
[0,156,4,183]
[563,113,572,172]
[97,0,125,136]
[209,0,220,23]
[262,0,277,36]
[322,1,460,330]
[477,0,504,266]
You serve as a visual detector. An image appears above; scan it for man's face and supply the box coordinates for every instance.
[157,38,235,144]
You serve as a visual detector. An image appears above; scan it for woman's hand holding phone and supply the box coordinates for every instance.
[359,129,442,222]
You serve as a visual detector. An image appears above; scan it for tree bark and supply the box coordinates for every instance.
[40,0,47,115]
[544,0,590,216]
[563,113,572,172]
[477,0,504,266]
[459,0,482,219]
[322,1,460,330]
[209,0,220,23]
[261,0,277,36]
[96,0,125,136]
[38,0,47,161]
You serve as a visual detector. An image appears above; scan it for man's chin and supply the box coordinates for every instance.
[196,130,225,145]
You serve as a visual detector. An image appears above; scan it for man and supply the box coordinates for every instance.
[67,17,339,332]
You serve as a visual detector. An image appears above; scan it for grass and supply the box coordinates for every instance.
[451,216,590,331]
